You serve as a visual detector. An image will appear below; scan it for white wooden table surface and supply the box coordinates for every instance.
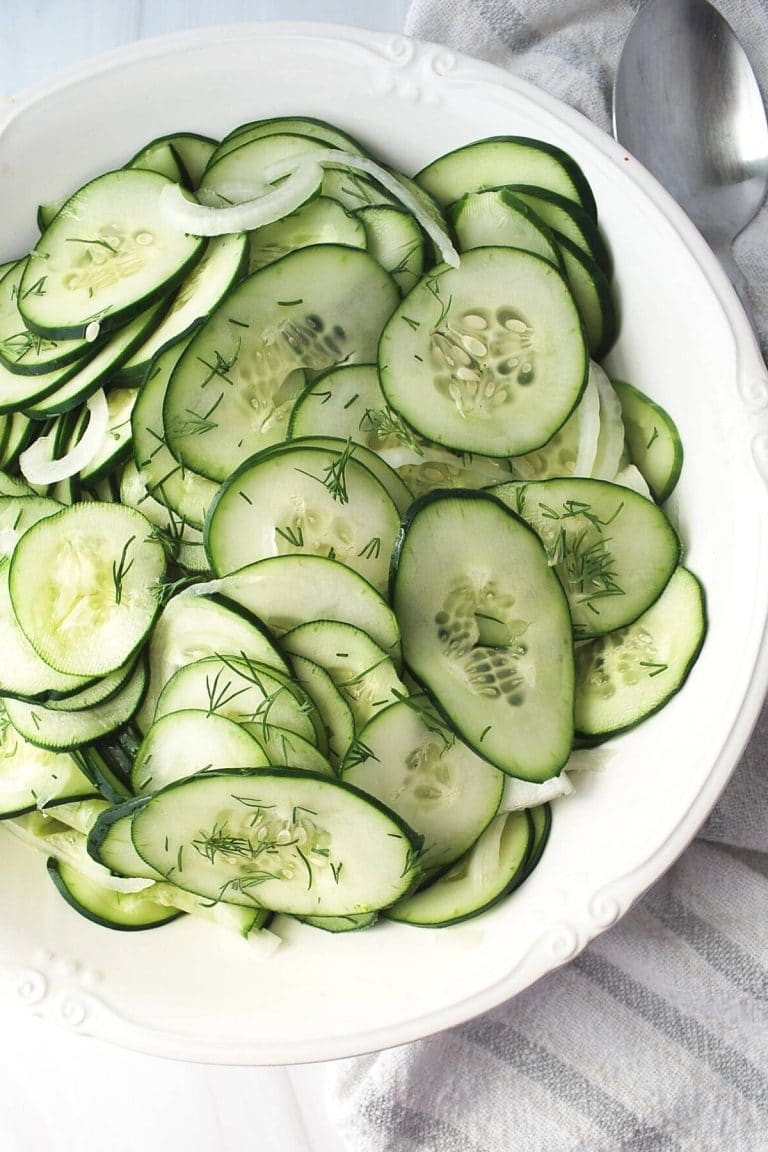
[0,4,411,1150]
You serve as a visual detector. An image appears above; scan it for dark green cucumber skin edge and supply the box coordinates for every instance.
[295,911,379,932]
[385,809,534,928]
[114,240,251,388]
[0,790,100,822]
[416,135,598,221]
[521,803,552,881]
[388,487,576,772]
[129,767,426,909]
[504,184,613,278]
[575,572,708,745]
[86,794,150,869]
[556,231,617,360]
[46,856,182,932]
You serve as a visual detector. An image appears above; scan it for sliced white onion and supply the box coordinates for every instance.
[159,160,324,237]
[499,771,575,812]
[573,372,600,476]
[265,148,460,269]
[0,528,20,556]
[162,145,460,268]
[590,362,626,481]
[19,387,109,485]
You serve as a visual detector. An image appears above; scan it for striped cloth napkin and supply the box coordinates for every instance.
[326,3,768,1148]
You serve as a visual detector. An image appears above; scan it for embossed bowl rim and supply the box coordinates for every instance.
[0,22,767,1065]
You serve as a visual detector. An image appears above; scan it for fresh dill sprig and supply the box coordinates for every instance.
[111,535,136,605]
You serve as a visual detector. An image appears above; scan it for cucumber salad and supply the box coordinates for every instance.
[0,117,705,942]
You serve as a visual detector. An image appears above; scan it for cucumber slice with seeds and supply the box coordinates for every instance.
[19,169,205,339]
[379,247,588,458]
[575,567,706,741]
[342,698,504,871]
[391,490,575,781]
[163,245,399,482]
[131,768,422,916]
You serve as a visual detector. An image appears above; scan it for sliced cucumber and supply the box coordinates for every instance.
[77,386,136,483]
[556,232,617,359]
[0,496,95,702]
[357,205,425,294]
[0,261,94,374]
[9,502,166,677]
[612,378,683,503]
[492,477,681,638]
[23,300,166,418]
[119,460,208,573]
[210,554,401,663]
[163,245,399,481]
[3,659,147,750]
[385,808,531,927]
[131,709,270,793]
[450,187,563,268]
[0,704,98,817]
[198,132,326,203]
[504,184,612,277]
[416,137,597,218]
[47,856,181,930]
[575,567,706,740]
[117,230,249,385]
[281,620,407,732]
[135,589,289,733]
[153,656,322,749]
[216,116,365,162]
[19,169,205,338]
[204,442,401,595]
[288,435,413,517]
[378,247,588,457]
[342,699,504,871]
[131,769,422,916]
[248,197,366,273]
[131,335,218,530]
[288,654,356,767]
[391,490,574,781]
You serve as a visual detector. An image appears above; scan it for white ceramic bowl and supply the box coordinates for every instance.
[1,22,767,1065]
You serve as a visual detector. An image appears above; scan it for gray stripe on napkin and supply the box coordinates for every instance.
[573,951,768,1110]
[463,1016,681,1151]
[644,888,768,1001]
[359,1096,489,1152]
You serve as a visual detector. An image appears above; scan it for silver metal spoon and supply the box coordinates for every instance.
[613,0,768,328]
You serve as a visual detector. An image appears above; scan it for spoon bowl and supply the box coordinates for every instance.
[613,0,768,315]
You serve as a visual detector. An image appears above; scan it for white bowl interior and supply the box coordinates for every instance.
[1,23,767,1064]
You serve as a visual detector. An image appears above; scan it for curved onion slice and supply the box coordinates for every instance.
[20,388,109,485]
[573,372,601,477]
[160,159,324,236]
[267,148,460,268]
[162,146,460,268]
